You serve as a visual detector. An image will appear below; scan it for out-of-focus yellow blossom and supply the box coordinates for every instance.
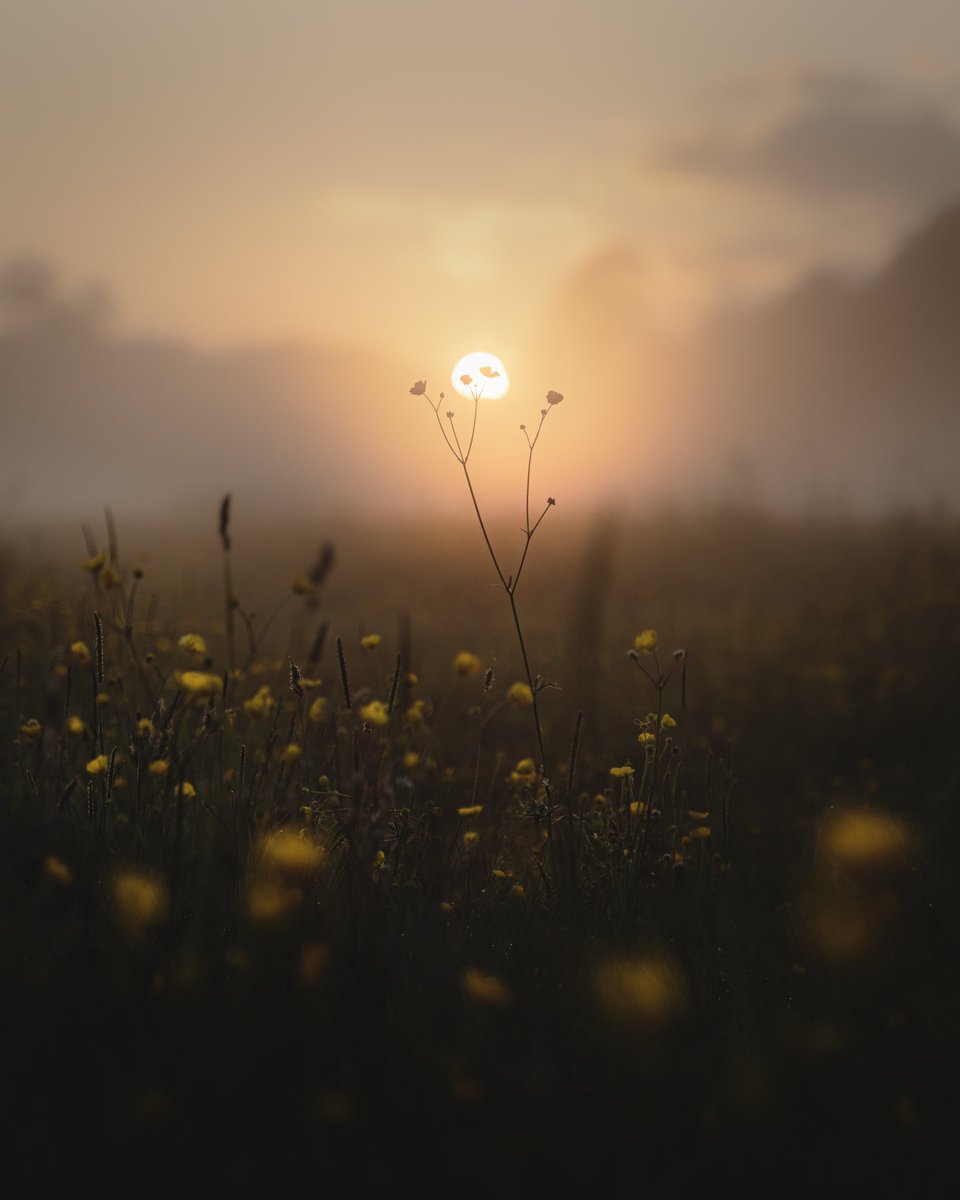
[280,743,302,764]
[360,634,382,649]
[492,868,513,879]
[260,829,324,876]
[510,883,525,899]
[609,764,634,778]
[54,663,68,678]
[176,670,222,700]
[113,871,169,931]
[634,630,658,653]
[507,681,533,707]
[822,811,912,874]
[402,751,420,770]
[248,881,301,924]
[687,810,710,821]
[439,901,454,912]
[174,782,196,799]
[404,698,429,725]
[661,713,677,728]
[137,718,154,735]
[86,754,109,775]
[405,672,419,685]
[44,855,73,885]
[637,732,656,746]
[100,565,122,589]
[308,697,328,723]
[453,651,481,677]
[629,800,646,815]
[592,955,689,1028]
[463,830,479,848]
[291,572,315,596]
[82,551,106,573]
[148,759,169,777]
[510,757,537,785]
[359,700,389,726]
[65,715,84,735]
[70,641,91,665]
[300,677,323,690]
[177,633,207,656]
[243,684,275,717]
[95,692,110,706]
[458,804,483,817]
[689,825,711,840]
[300,942,330,984]
[20,719,42,741]
[462,966,513,1008]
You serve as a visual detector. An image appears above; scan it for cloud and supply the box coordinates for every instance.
[659,81,960,204]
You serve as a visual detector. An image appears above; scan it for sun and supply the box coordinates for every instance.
[451,351,510,400]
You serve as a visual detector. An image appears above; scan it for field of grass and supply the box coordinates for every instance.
[2,503,959,1192]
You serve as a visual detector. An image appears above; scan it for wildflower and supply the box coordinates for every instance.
[507,681,533,707]
[177,670,222,699]
[479,365,500,379]
[260,829,324,876]
[822,811,912,874]
[137,717,154,736]
[174,782,196,799]
[634,629,658,653]
[71,641,92,665]
[148,759,169,777]
[82,551,106,573]
[65,715,84,735]
[291,572,315,596]
[410,379,427,396]
[113,871,169,930]
[689,825,711,840]
[510,883,525,899]
[405,672,419,685]
[44,855,74,885]
[100,565,122,589]
[300,942,330,984]
[280,742,302,764]
[360,634,382,649]
[545,390,563,405]
[592,955,689,1027]
[243,684,276,717]
[95,691,110,706]
[402,751,420,770]
[629,800,646,816]
[462,966,512,1008]
[177,633,207,656]
[404,698,428,725]
[687,810,709,821]
[359,700,389,726]
[248,881,300,924]
[609,763,634,778]
[453,651,481,677]
[300,676,323,690]
[20,719,42,741]
[463,830,479,847]
[637,732,656,746]
[458,804,484,817]
[661,713,677,728]
[308,697,328,723]
[86,754,109,775]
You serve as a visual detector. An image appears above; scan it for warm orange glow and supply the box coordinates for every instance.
[451,352,510,400]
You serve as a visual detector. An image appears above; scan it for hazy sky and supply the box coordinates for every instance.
[4,0,960,368]
[4,1,960,528]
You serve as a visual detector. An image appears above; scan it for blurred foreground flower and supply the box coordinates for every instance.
[462,966,513,1009]
[592,955,689,1029]
[507,681,533,707]
[113,871,169,934]
[634,630,658,653]
[453,650,481,676]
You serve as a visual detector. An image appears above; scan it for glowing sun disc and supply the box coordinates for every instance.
[451,352,510,400]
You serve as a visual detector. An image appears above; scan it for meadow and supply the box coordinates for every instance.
[2,500,958,1193]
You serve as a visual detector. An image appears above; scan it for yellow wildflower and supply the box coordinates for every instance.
[458,804,484,817]
[300,676,323,690]
[687,810,709,821]
[637,732,656,746]
[280,743,302,764]
[507,681,533,707]
[689,825,711,840]
[44,855,74,886]
[100,565,122,589]
[176,670,222,699]
[463,830,479,847]
[461,966,512,1008]
[148,759,169,777]
[113,871,168,930]
[360,634,382,649]
[243,684,275,717]
[137,718,154,736]
[402,751,420,770]
[593,955,689,1027]
[822,811,912,874]
[177,633,207,656]
[65,715,84,734]
[404,698,429,725]
[405,672,419,685]
[82,551,106,573]
[359,700,389,726]
[248,881,300,924]
[260,829,324,876]
[20,719,42,741]
[453,651,481,677]
[661,713,677,728]
[308,696,328,723]
[629,800,646,815]
[95,692,110,706]
[634,629,658,653]
[174,782,196,799]
[609,764,634,778]
[86,754,109,775]
[291,572,315,596]
[70,641,92,665]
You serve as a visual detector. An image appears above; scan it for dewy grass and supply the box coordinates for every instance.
[409,371,563,782]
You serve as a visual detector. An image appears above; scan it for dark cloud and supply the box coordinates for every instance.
[660,85,960,204]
